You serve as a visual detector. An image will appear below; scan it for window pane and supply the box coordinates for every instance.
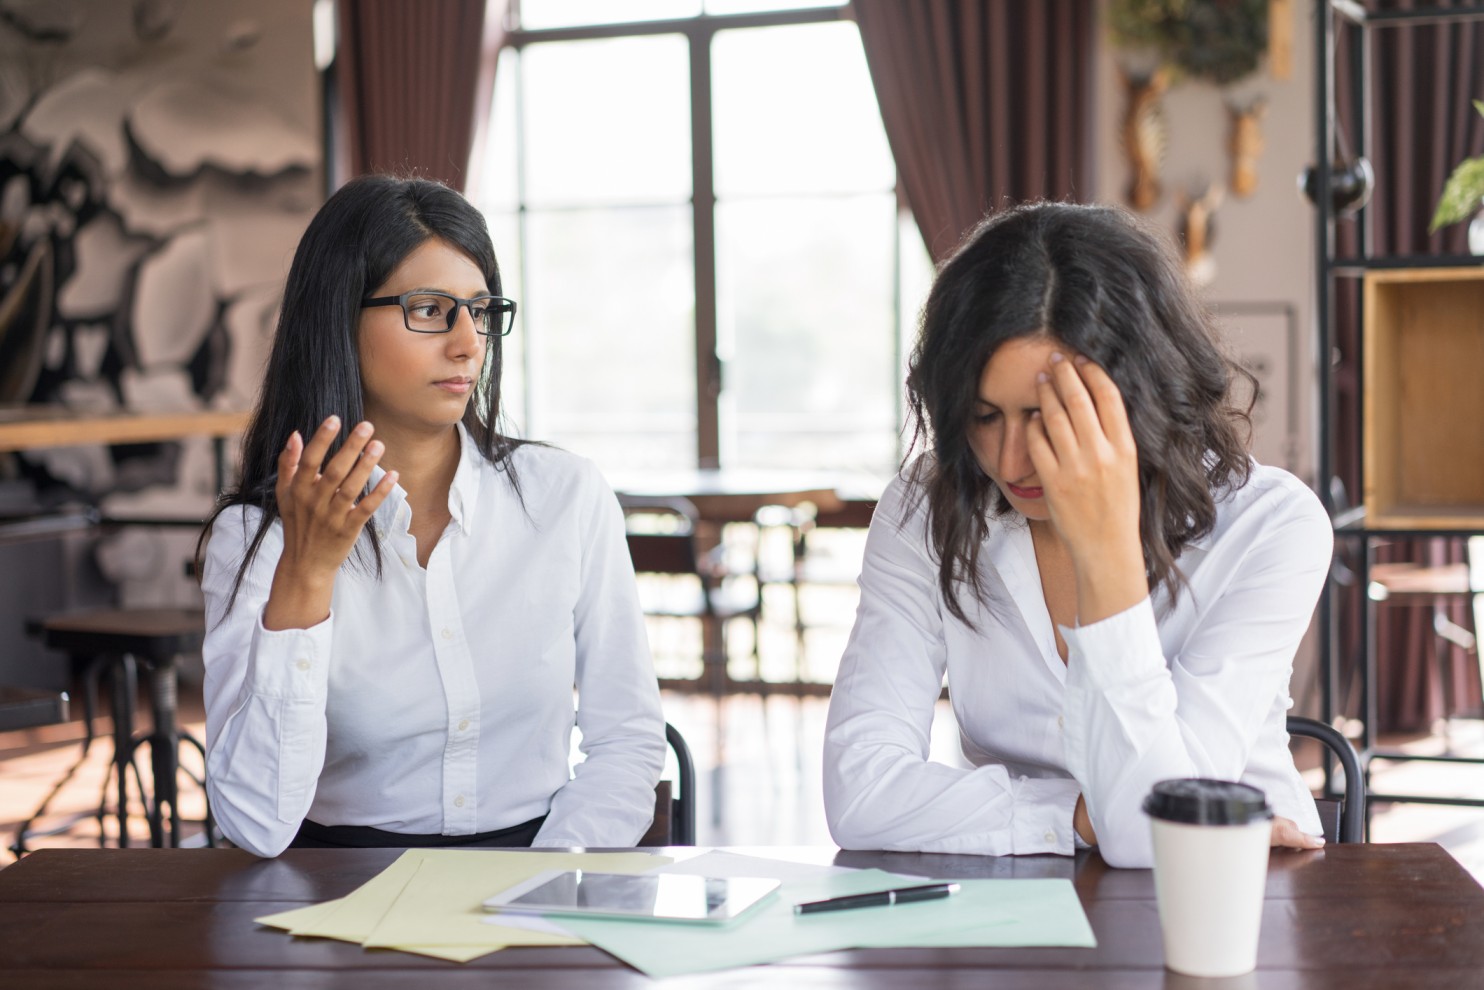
[717,195,898,471]
[712,22,893,197]
[473,50,519,211]
[518,0,700,29]
[522,36,692,207]
[704,0,842,14]
[484,211,526,437]
[525,207,695,470]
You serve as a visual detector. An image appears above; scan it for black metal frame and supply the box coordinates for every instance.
[1287,714,1366,843]
[664,721,697,846]
[1312,0,1484,834]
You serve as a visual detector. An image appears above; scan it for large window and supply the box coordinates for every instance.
[474,1,930,473]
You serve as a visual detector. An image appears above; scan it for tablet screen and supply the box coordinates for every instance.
[484,870,781,923]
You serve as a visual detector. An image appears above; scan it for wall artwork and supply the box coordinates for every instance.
[0,0,319,514]
[1109,0,1287,284]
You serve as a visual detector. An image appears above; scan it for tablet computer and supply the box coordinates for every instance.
[483,870,781,924]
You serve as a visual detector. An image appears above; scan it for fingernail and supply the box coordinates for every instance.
[366,440,383,456]
[1049,352,1064,364]
[325,415,340,429]
[1036,371,1049,383]
[387,471,399,484]
[354,421,372,437]
[1030,410,1042,419]
[1074,355,1088,366]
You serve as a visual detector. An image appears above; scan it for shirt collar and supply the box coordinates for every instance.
[366,422,482,540]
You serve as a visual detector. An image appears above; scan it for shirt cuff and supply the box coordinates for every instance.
[1010,776,1083,856]
[1058,596,1167,691]
[248,605,333,700]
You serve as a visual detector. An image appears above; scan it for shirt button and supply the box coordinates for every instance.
[441,627,454,640]
[295,659,310,671]
[1044,830,1056,843]
[458,719,470,732]
[454,795,465,808]
[1057,715,1065,730]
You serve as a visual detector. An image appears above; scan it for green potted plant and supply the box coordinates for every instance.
[1429,99,1484,254]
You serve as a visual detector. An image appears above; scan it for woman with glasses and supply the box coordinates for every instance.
[823,203,1329,868]
[198,174,664,857]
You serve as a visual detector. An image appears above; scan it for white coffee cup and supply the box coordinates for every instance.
[1143,778,1273,978]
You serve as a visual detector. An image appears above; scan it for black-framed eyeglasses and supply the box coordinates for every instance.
[362,291,517,337]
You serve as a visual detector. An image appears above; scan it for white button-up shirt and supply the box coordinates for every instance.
[202,427,665,857]
[824,461,1330,868]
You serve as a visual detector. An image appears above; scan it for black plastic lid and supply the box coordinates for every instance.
[1142,778,1273,826]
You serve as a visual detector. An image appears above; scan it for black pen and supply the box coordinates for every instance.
[793,882,961,915]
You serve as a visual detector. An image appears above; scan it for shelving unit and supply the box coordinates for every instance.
[1312,1,1484,827]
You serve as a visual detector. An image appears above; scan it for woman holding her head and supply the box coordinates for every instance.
[823,203,1329,868]
[200,175,664,857]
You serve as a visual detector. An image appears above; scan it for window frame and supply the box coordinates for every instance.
[501,3,904,469]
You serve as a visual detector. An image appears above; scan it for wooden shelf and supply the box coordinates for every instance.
[0,407,249,453]
[1363,267,1484,531]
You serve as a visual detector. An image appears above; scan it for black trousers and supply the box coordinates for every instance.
[290,814,547,849]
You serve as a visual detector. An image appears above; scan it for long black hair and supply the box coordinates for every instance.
[904,201,1256,624]
[200,174,524,610]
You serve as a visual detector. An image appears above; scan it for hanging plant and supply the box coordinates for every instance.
[1110,0,1270,86]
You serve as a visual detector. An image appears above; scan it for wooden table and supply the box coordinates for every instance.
[1,844,1480,987]
[611,469,887,524]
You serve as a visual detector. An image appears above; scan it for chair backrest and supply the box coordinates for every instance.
[1287,714,1366,843]
[638,722,698,846]
[619,496,704,578]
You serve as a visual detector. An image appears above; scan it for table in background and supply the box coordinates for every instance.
[1,843,1479,987]
[611,469,885,523]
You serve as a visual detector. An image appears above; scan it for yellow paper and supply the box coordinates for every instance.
[289,852,422,942]
[362,849,669,949]
[258,890,492,962]
[255,899,344,931]
[368,942,499,963]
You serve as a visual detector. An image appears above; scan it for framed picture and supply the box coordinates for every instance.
[1212,301,1300,473]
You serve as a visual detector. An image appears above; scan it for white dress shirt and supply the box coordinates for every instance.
[202,426,665,857]
[824,461,1330,868]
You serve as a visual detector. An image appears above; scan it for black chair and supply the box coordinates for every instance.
[619,496,761,696]
[1287,714,1365,843]
[18,607,214,851]
[639,722,697,846]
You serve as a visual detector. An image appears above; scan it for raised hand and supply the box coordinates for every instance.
[1025,352,1146,625]
[264,416,397,630]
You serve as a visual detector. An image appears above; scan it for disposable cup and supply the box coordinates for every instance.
[1143,778,1272,978]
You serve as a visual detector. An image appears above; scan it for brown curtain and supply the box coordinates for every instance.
[1333,1,1484,731]
[852,0,1097,261]
[335,0,500,191]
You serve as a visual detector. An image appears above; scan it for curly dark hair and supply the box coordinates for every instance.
[904,201,1256,624]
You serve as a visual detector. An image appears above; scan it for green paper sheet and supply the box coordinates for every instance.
[558,870,1094,979]
[859,878,1095,949]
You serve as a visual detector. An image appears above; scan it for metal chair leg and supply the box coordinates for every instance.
[110,655,138,848]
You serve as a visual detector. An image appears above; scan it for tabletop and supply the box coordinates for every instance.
[0,843,1480,988]
[611,469,884,523]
